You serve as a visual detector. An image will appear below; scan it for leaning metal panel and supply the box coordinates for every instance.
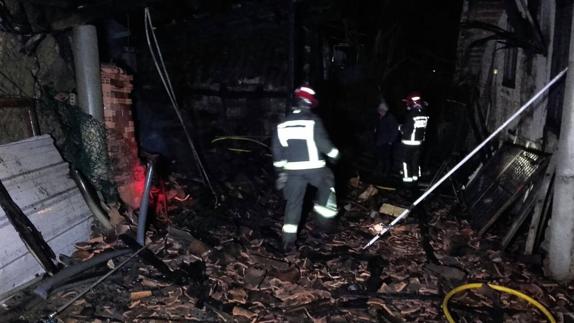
[0,136,93,298]
[463,143,547,233]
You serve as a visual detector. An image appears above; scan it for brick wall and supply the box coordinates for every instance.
[101,65,145,208]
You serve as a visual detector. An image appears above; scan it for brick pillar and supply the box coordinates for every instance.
[101,65,145,208]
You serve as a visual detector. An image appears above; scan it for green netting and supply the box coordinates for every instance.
[37,91,117,202]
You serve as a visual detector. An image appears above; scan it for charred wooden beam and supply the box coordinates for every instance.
[0,97,35,107]
[0,178,58,274]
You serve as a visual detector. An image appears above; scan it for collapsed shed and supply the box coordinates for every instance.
[0,0,573,322]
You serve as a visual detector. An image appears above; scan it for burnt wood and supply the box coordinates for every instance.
[0,178,58,274]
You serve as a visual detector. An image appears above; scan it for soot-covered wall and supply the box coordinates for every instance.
[129,3,289,174]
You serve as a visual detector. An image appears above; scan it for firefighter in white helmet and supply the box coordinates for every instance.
[272,85,340,251]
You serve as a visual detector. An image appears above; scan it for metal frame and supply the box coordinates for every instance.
[0,97,40,138]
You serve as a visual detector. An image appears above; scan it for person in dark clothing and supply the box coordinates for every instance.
[272,85,340,251]
[374,99,399,176]
[399,91,429,185]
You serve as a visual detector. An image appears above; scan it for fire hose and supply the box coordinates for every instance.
[362,67,568,249]
[211,136,269,149]
[211,136,272,155]
[442,283,556,323]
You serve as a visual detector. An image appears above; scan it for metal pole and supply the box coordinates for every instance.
[48,245,146,320]
[70,169,113,230]
[72,25,104,122]
[137,160,155,245]
[363,68,568,249]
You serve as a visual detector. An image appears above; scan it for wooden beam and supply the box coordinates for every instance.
[501,184,538,249]
[524,156,556,255]
[0,97,34,108]
[0,178,58,274]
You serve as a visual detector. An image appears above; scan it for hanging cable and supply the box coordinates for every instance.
[144,8,218,206]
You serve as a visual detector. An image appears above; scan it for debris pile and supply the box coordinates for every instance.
[2,169,574,322]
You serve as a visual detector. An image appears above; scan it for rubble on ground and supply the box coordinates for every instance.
[2,169,573,323]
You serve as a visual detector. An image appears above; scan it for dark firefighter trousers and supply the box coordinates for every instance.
[282,167,337,245]
[401,144,422,184]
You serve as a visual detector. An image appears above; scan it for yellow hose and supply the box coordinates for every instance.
[442,283,556,323]
[211,136,269,148]
[375,185,396,191]
[226,148,251,153]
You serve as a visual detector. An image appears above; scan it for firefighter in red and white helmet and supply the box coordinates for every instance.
[271,85,340,251]
[398,91,429,185]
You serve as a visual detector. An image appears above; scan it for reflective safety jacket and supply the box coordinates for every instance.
[272,109,339,171]
[399,108,429,146]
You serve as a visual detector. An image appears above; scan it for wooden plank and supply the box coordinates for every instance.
[525,161,556,255]
[477,187,524,236]
[534,175,555,253]
[501,185,538,249]
[502,157,552,249]
[0,177,57,274]
[0,98,34,108]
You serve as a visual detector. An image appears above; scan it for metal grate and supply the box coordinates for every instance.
[463,144,547,234]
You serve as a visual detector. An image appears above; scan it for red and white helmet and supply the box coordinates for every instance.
[403,91,425,110]
[294,85,318,108]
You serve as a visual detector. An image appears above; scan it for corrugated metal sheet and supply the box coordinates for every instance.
[0,135,93,297]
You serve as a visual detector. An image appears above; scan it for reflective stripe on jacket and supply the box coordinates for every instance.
[400,108,429,145]
[272,109,338,171]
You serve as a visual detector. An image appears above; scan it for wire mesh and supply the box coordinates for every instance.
[37,92,117,202]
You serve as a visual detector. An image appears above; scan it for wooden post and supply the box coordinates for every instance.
[548,5,574,280]
[524,155,556,255]
[287,0,296,114]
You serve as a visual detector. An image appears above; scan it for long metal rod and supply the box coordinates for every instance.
[137,160,154,244]
[71,169,113,230]
[363,67,568,249]
[48,245,146,319]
